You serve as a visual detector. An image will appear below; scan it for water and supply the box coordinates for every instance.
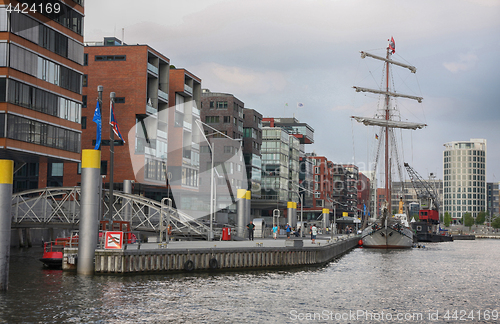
[1,240,499,323]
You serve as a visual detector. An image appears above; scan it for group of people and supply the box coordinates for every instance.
[343,226,354,234]
[247,222,317,243]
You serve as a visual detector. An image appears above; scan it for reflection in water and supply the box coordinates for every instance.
[1,241,499,323]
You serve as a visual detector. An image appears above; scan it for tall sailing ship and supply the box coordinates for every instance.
[352,38,425,249]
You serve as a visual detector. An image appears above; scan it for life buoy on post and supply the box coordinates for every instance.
[184,260,195,272]
[209,258,218,270]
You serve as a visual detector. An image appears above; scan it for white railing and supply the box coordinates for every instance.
[147,62,158,74]
[157,130,168,139]
[158,89,168,102]
[184,84,192,95]
[146,104,157,115]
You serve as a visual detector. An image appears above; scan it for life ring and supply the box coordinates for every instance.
[184,260,195,272]
[209,258,218,270]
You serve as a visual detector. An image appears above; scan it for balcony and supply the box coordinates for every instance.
[145,147,156,156]
[191,142,200,151]
[157,130,168,139]
[183,121,192,131]
[146,103,157,115]
[147,63,158,75]
[158,89,169,103]
[192,106,200,117]
[184,84,192,95]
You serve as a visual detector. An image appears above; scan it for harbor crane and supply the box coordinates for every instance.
[404,163,440,224]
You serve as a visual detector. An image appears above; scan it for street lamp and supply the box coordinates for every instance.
[291,182,320,238]
[195,119,242,241]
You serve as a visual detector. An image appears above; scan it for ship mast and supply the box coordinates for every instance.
[352,38,425,218]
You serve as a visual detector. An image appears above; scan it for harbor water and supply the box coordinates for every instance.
[0,239,499,323]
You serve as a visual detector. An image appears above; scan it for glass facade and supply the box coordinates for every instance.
[260,127,299,203]
[443,139,487,219]
[0,113,81,153]
[1,78,81,123]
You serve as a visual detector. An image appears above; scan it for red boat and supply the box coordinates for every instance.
[40,235,79,268]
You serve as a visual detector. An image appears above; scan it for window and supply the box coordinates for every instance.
[83,53,88,66]
[101,161,107,176]
[216,101,228,109]
[81,116,87,129]
[6,114,81,153]
[205,116,219,124]
[82,95,87,108]
[51,163,64,176]
[115,97,125,104]
[6,79,80,122]
[95,55,127,61]
[223,116,230,123]
[82,75,88,87]
[224,146,234,154]
[209,101,214,109]
[10,12,84,64]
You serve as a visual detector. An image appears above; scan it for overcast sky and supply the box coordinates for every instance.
[84,0,500,185]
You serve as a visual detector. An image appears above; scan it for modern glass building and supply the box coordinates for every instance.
[443,138,487,221]
[1,1,85,191]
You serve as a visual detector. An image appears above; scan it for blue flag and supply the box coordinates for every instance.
[110,102,125,143]
[93,101,101,150]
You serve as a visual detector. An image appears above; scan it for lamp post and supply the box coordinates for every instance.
[195,120,242,241]
[291,183,320,238]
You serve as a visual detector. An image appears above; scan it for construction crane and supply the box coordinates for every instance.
[404,162,439,224]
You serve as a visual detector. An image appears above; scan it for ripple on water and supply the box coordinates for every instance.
[2,241,500,323]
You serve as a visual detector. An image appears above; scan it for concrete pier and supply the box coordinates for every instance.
[63,236,359,274]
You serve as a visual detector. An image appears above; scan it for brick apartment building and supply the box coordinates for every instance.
[200,90,253,217]
[63,37,173,200]
[1,0,85,192]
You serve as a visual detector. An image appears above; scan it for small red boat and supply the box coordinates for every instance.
[40,235,79,268]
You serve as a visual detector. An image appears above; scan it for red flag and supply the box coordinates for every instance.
[110,102,125,143]
[389,37,395,54]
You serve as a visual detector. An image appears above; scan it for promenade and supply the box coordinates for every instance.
[63,234,360,274]
[131,233,354,250]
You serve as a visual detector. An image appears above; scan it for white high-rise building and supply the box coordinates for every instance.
[443,138,487,221]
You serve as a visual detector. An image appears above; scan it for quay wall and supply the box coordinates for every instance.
[63,237,359,274]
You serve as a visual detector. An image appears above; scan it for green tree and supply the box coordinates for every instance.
[443,212,452,227]
[463,212,474,230]
[492,216,500,229]
[476,210,487,225]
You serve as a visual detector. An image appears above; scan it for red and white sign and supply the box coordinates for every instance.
[104,231,123,249]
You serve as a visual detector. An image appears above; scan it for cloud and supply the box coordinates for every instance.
[193,63,288,95]
[443,53,478,73]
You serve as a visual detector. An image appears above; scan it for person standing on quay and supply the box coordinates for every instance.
[285,223,291,238]
[247,221,255,241]
[272,224,279,239]
[311,224,318,244]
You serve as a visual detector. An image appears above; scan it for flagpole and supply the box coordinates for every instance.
[108,92,115,230]
[97,85,103,222]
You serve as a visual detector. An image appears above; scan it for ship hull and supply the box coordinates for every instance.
[362,226,413,249]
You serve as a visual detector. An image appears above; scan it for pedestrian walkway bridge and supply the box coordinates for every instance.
[11,187,215,239]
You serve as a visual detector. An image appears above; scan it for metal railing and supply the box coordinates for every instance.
[11,187,212,238]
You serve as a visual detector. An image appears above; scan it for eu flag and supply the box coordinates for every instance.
[93,101,101,150]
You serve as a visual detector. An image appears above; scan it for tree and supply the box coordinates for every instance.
[443,212,452,227]
[492,216,500,229]
[463,213,474,231]
[476,210,487,225]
